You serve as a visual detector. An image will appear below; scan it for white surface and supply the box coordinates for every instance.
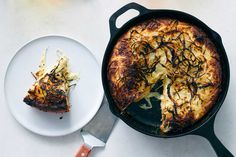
[4,36,103,136]
[0,0,235,157]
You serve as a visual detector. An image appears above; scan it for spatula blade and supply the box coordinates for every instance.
[81,97,117,146]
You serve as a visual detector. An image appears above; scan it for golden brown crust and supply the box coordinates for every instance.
[107,18,221,133]
[23,55,77,113]
[23,71,70,113]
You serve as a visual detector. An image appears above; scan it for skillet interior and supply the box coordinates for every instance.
[102,10,230,137]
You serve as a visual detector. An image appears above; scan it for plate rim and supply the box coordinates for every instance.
[4,35,104,137]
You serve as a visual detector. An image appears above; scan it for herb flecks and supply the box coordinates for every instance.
[122,19,216,113]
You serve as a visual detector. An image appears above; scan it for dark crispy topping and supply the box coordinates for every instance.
[108,18,221,132]
[24,60,71,112]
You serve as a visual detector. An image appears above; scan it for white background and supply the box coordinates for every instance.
[0,0,235,157]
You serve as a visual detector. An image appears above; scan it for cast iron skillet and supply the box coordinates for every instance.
[102,2,233,156]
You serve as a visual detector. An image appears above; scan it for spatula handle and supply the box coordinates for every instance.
[75,144,91,157]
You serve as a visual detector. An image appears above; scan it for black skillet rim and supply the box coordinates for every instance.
[102,8,230,138]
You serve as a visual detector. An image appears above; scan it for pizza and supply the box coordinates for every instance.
[107,18,221,133]
[23,51,78,113]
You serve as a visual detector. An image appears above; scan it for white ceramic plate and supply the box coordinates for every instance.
[4,36,103,136]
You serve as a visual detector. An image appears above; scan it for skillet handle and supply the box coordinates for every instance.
[192,116,234,157]
[109,2,148,37]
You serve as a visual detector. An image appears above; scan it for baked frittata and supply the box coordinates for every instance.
[23,51,78,113]
[107,18,221,133]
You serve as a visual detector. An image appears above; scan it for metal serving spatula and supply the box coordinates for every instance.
[75,97,117,157]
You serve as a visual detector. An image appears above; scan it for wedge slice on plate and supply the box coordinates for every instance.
[23,50,78,113]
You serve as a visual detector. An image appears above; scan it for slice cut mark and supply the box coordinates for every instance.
[108,18,221,133]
